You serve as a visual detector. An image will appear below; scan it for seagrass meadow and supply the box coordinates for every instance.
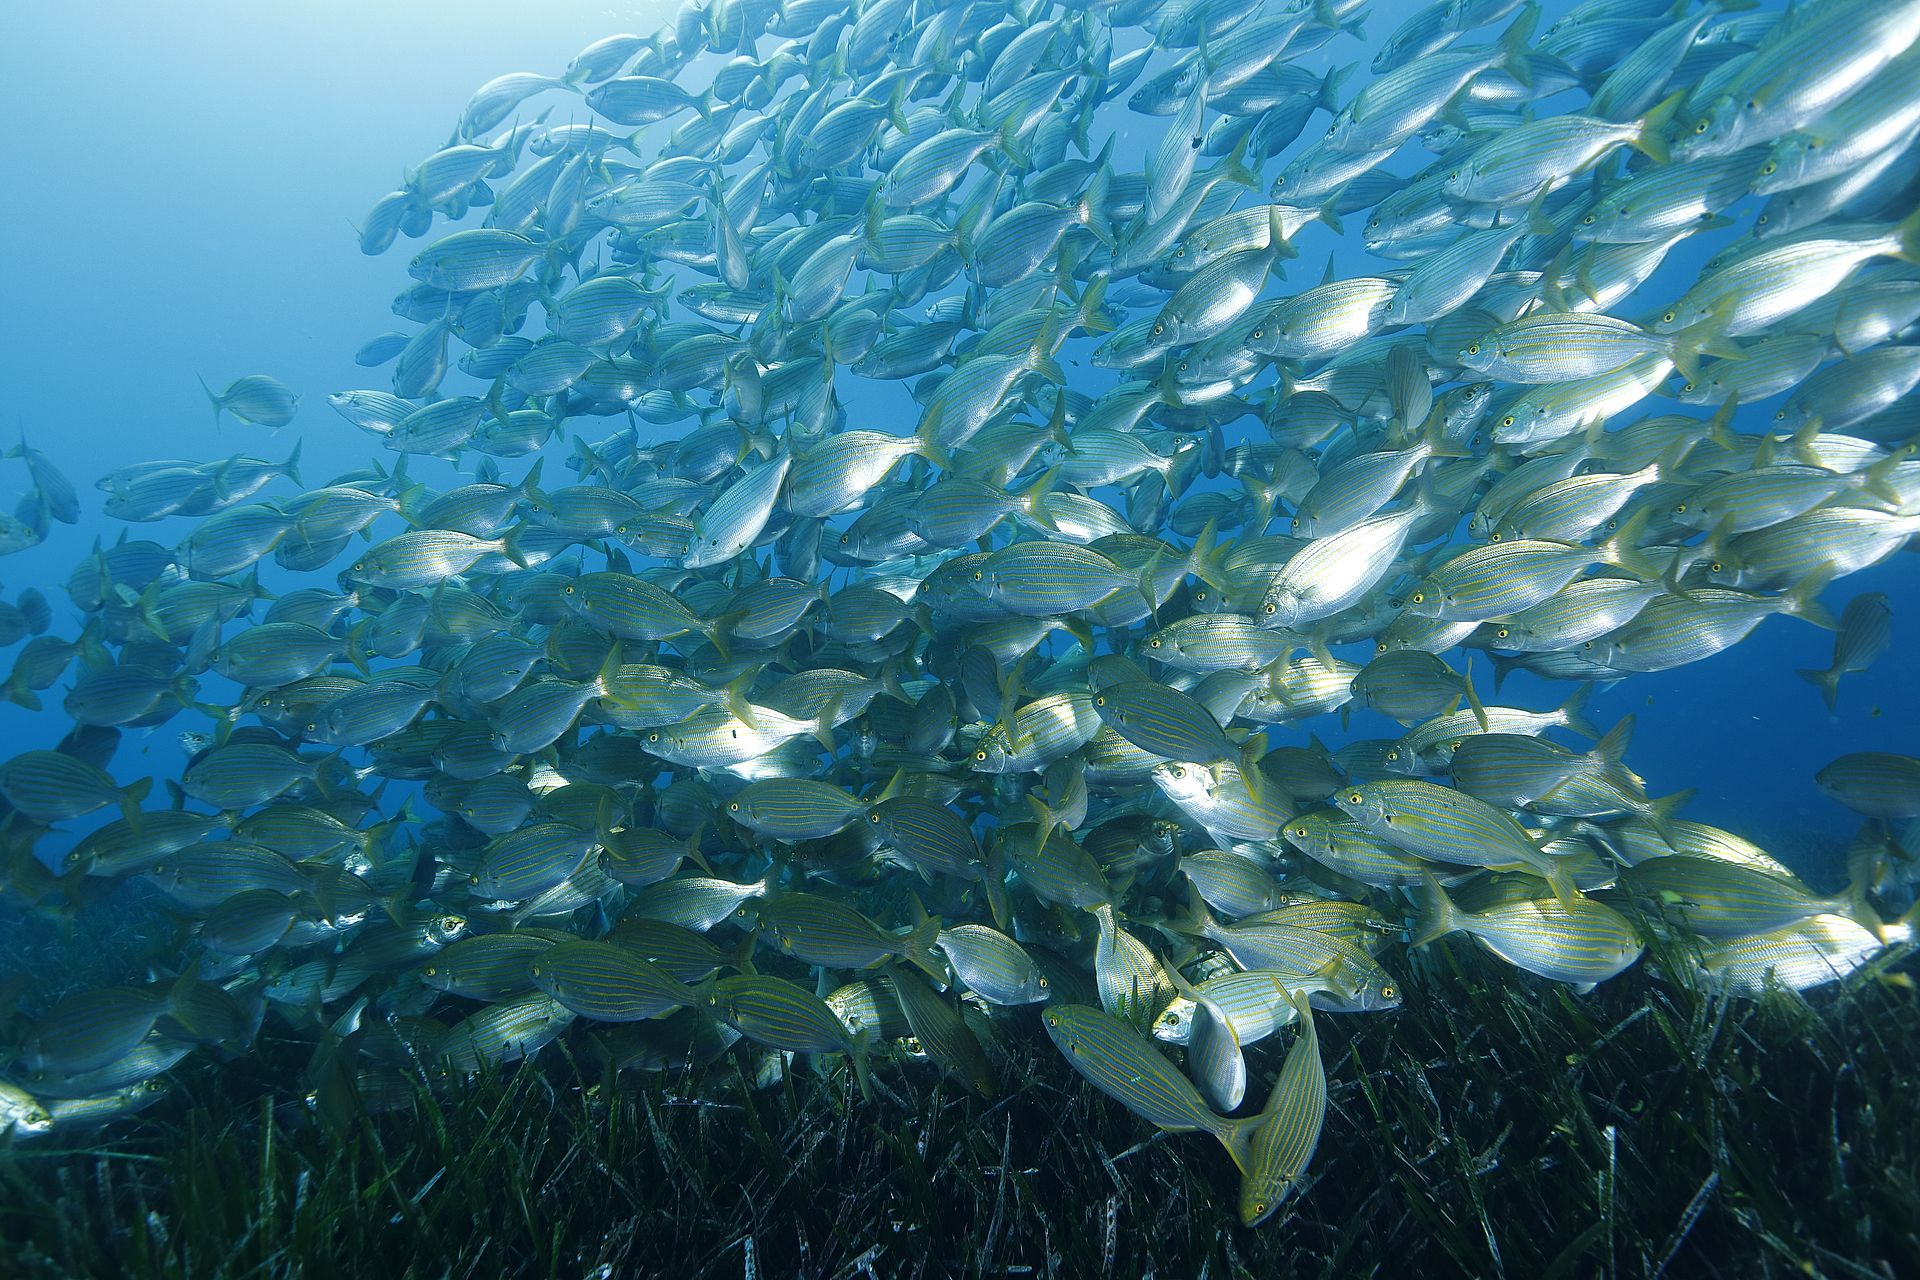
[4,937,1915,1279]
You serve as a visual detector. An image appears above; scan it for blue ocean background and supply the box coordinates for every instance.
[0,0,1912,895]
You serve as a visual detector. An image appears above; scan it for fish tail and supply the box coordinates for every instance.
[119,776,153,833]
[1599,504,1661,582]
[902,914,948,985]
[1558,683,1599,740]
[197,373,225,428]
[1460,669,1490,732]
[980,843,1011,932]
[1409,873,1461,949]
[1797,665,1842,713]
[1591,713,1635,764]
[1214,1113,1258,1175]
[1075,272,1115,335]
[846,1026,875,1103]
[1498,5,1539,88]
[1543,860,1581,910]
[1782,574,1838,631]
[1893,206,1920,265]
[1317,64,1351,115]
[1631,90,1685,165]
[1668,296,1743,384]
[497,522,532,570]
[1640,789,1694,847]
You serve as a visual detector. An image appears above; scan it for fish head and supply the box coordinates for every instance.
[1752,137,1814,197]
[1259,584,1302,631]
[1491,402,1551,445]
[1151,761,1211,806]
[1675,93,1742,161]
[1485,620,1530,649]
[1152,994,1197,1044]
[1381,287,1418,327]
[1279,815,1332,860]
[970,727,1018,775]
[1401,579,1445,618]
[1456,334,1497,373]
[1330,784,1391,832]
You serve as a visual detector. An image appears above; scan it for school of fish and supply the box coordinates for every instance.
[3,0,1919,1227]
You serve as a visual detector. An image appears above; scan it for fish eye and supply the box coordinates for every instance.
[1147,637,1161,648]
[1347,792,1363,805]
[1682,382,1695,393]
[971,569,983,580]
[1410,591,1425,603]
[1756,214,1769,225]
[1386,749,1400,761]
[1262,602,1277,614]
[1673,502,1687,514]
[1694,119,1709,134]
[1037,975,1049,988]
[1151,323,1165,336]
[1466,343,1479,355]
[1381,985,1396,999]
[974,750,988,762]
[1581,214,1594,225]
[1500,415,1515,429]
[1250,327,1264,340]
[1488,532,1502,543]
[1662,310,1676,324]
[647,732,660,743]
[423,965,437,976]
[562,584,573,593]
[1709,560,1723,573]
[1495,627,1509,639]
[728,801,740,811]
[1093,695,1106,706]
[1760,161,1776,175]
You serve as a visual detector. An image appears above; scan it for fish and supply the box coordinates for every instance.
[1815,753,1920,821]
[200,374,299,428]
[6,0,1919,1234]
[1335,778,1582,903]
[1413,878,1644,988]
[700,974,873,1100]
[1798,592,1893,712]
[1232,993,1325,1227]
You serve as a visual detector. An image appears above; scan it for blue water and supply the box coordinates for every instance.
[1,0,1914,891]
